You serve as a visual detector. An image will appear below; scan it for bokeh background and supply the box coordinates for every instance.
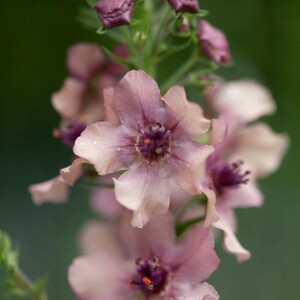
[1,0,299,299]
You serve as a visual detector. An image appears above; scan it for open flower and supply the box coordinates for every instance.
[74,70,214,227]
[69,214,220,299]
[201,81,289,261]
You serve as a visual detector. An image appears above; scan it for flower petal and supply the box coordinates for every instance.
[68,253,133,300]
[214,80,276,122]
[28,176,68,205]
[60,158,89,186]
[230,123,289,177]
[163,86,211,139]
[51,78,85,119]
[114,70,164,130]
[74,122,135,175]
[208,119,227,146]
[214,206,251,262]
[67,43,105,80]
[201,188,219,227]
[103,87,120,125]
[175,226,220,282]
[114,162,171,228]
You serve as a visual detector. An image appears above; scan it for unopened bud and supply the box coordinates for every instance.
[198,20,232,65]
[167,0,199,13]
[95,0,134,29]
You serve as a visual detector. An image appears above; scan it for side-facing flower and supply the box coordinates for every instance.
[167,0,199,13]
[69,214,220,299]
[198,20,232,65]
[74,70,214,228]
[201,81,289,261]
[95,0,134,29]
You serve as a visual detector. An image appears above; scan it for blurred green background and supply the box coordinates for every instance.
[0,0,299,299]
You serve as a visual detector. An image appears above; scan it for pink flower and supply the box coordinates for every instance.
[74,70,214,227]
[52,43,128,147]
[167,0,199,13]
[198,20,232,65]
[201,81,289,261]
[69,214,220,299]
[95,0,134,29]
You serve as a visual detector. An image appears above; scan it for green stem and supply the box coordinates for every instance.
[160,49,200,93]
[176,216,205,238]
[15,269,47,300]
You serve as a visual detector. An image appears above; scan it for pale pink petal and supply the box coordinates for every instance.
[163,86,211,139]
[114,162,171,228]
[68,253,134,300]
[171,142,214,194]
[78,220,123,256]
[103,87,120,125]
[231,123,289,177]
[120,212,176,259]
[51,78,85,119]
[174,226,220,282]
[170,282,219,300]
[222,181,264,208]
[29,176,68,205]
[114,70,165,130]
[208,119,227,146]
[90,184,122,217]
[60,158,89,186]
[74,122,136,175]
[201,188,219,227]
[214,80,276,122]
[214,206,251,262]
[67,43,105,80]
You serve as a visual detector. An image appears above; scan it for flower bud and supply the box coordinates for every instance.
[95,0,134,29]
[167,0,199,13]
[198,20,232,65]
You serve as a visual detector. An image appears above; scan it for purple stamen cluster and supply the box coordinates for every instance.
[129,257,168,295]
[212,160,250,194]
[54,120,86,148]
[136,123,171,161]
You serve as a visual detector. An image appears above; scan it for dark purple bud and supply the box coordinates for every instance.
[167,0,199,13]
[198,20,232,65]
[95,0,134,29]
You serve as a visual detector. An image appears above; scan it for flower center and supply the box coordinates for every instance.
[129,257,168,295]
[211,160,250,194]
[136,123,171,161]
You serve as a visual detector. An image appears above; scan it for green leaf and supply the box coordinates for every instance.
[96,26,107,35]
[86,0,98,7]
[197,9,210,17]
[130,19,142,26]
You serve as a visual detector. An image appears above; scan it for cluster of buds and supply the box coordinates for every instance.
[27,1,289,299]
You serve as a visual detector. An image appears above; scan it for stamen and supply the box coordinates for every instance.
[142,277,152,286]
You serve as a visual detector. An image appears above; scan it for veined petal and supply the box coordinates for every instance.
[174,226,220,282]
[231,123,289,177]
[214,80,276,122]
[60,158,89,186]
[114,162,171,228]
[28,176,68,205]
[67,43,105,81]
[51,78,85,119]
[114,70,164,130]
[214,207,251,262]
[163,86,211,140]
[171,142,214,194]
[74,122,135,175]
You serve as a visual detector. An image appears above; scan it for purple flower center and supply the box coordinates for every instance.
[53,120,86,148]
[136,123,171,161]
[129,256,168,295]
[211,160,250,194]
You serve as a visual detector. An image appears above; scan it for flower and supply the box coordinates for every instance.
[201,81,289,261]
[167,0,199,13]
[95,0,134,29]
[74,70,214,227]
[198,20,232,65]
[69,214,220,299]
[52,43,128,147]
